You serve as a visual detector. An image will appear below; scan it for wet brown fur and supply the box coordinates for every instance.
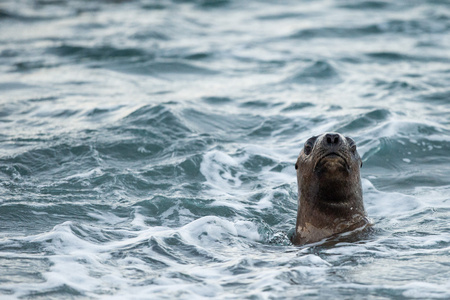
[292,132,369,245]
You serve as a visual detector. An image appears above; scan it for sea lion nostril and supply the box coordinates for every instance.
[325,133,340,145]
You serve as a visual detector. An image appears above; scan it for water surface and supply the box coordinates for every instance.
[0,0,450,299]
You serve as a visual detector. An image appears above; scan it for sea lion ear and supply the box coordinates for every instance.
[295,163,298,170]
[360,160,363,168]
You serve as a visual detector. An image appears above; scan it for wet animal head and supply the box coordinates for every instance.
[293,132,368,245]
[295,132,363,207]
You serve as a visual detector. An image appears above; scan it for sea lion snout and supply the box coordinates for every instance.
[319,132,348,155]
[324,133,341,146]
[308,133,352,174]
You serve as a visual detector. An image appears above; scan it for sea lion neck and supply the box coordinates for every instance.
[297,179,363,225]
[313,172,363,207]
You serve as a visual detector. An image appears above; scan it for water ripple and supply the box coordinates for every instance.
[1,0,450,298]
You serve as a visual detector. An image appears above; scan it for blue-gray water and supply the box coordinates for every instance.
[1,0,450,299]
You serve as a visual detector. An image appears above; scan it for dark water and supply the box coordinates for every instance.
[1,0,450,298]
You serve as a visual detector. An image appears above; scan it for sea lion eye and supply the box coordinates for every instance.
[304,144,312,155]
[303,136,317,155]
[346,137,357,152]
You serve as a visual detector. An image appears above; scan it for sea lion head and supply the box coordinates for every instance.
[293,132,367,245]
[295,132,363,205]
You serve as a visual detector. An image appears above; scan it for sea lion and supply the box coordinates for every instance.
[292,132,369,245]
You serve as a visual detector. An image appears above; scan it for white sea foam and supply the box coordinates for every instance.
[200,150,245,194]
[413,185,450,205]
[1,214,271,298]
[401,281,450,299]
[64,167,104,181]
[87,211,128,225]
[130,207,149,229]
[362,178,423,219]
[180,215,262,246]
[200,147,296,213]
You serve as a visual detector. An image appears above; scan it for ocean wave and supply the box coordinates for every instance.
[1,0,450,298]
[123,104,191,138]
[47,45,151,61]
[109,61,219,77]
[284,60,341,85]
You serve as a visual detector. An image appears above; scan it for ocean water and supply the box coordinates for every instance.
[0,0,450,298]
